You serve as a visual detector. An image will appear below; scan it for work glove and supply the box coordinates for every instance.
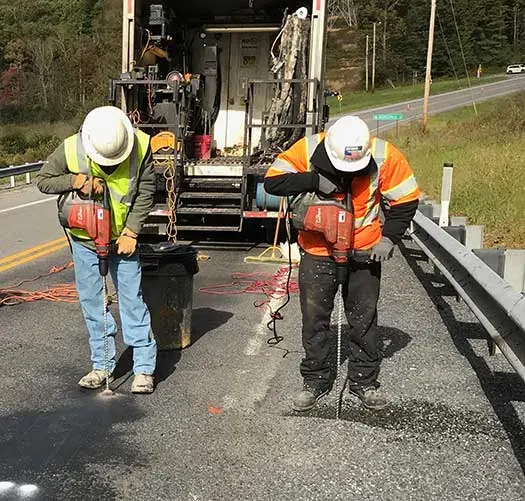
[370,236,395,262]
[316,173,341,196]
[116,228,138,257]
[73,174,105,196]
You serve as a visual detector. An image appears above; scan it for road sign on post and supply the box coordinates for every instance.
[372,113,404,121]
[372,113,404,137]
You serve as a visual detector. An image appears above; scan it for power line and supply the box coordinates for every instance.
[437,9,459,84]
[449,0,478,115]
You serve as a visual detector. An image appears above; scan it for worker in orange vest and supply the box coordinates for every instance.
[264,115,421,411]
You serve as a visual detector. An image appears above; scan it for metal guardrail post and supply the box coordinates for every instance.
[504,250,525,294]
[472,248,506,357]
[450,216,468,227]
[465,225,484,250]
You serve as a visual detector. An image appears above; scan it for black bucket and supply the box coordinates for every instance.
[139,242,199,350]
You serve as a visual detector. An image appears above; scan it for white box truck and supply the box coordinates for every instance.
[110,0,329,236]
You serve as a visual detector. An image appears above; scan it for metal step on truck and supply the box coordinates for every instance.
[110,0,330,239]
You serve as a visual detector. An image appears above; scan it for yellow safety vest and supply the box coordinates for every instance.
[64,129,150,240]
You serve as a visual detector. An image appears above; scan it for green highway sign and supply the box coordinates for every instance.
[373,113,404,121]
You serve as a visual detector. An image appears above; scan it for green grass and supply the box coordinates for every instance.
[327,74,507,114]
[0,175,29,187]
[0,121,77,138]
[382,91,525,248]
[0,121,77,168]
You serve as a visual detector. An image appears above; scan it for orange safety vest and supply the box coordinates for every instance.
[265,132,421,255]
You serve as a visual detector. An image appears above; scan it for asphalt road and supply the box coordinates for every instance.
[1,78,525,500]
[1,235,524,500]
[342,74,525,132]
[0,187,61,259]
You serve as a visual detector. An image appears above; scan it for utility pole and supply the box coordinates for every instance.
[422,0,437,133]
[372,22,376,93]
[365,34,369,92]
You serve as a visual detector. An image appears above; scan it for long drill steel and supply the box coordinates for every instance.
[101,276,113,396]
[335,284,345,419]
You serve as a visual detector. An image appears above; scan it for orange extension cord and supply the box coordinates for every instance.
[0,262,77,306]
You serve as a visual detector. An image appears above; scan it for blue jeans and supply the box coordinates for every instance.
[71,240,157,375]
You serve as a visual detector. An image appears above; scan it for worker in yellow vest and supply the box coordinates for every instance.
[36,106,157,394]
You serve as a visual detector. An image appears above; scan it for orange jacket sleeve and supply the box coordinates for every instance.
[379,142,421,206]
[265,136,310,178]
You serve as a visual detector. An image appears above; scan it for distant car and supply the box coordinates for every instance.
[506,64,525,74]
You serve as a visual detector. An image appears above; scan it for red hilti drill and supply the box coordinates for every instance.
[291,193,354,285]
[58,179,111,276]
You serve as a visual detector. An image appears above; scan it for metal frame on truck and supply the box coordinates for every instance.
[110,0,329,237]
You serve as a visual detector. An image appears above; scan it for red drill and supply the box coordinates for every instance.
[58,180,111,276]
[291,192,354,285]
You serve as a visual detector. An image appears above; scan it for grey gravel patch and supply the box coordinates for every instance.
[287,398,507,439]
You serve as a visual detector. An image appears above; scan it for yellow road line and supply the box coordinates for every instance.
[0,237,67,266]
[0,242,69,273]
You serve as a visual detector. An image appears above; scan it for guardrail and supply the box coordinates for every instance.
[412,202,525,382]
[0,162,45,187]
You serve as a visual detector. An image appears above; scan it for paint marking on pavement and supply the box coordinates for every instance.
[245,271,291,356]
[0,239,69,272]
[0,237,67,265]
[0,196,57,215]
[245,322,268,356]
[246,306,277,356]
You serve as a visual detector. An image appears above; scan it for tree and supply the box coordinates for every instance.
[27,38,56,109]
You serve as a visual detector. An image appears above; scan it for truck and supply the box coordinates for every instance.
[109,0,330,239]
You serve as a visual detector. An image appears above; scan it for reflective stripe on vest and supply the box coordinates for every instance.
[270,158,298,174]
[382,174,418,201]
[305,133,323,170]
[354,138,387,229]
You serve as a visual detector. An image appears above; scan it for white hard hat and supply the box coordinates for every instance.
[324,115,372,173]
[81,106,135,166]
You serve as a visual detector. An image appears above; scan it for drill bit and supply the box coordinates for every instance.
[101,276,113,397]
[335,284,344,419]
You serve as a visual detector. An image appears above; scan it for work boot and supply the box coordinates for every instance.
[292,383,330,412]
[78,369,114,389]
[131,374,155,394]
[348,384,388,410]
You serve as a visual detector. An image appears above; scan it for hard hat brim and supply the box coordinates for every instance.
[323,142,372,173]
[81,110,135,167]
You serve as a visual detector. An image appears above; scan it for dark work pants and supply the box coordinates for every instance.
[298,251,381,390]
